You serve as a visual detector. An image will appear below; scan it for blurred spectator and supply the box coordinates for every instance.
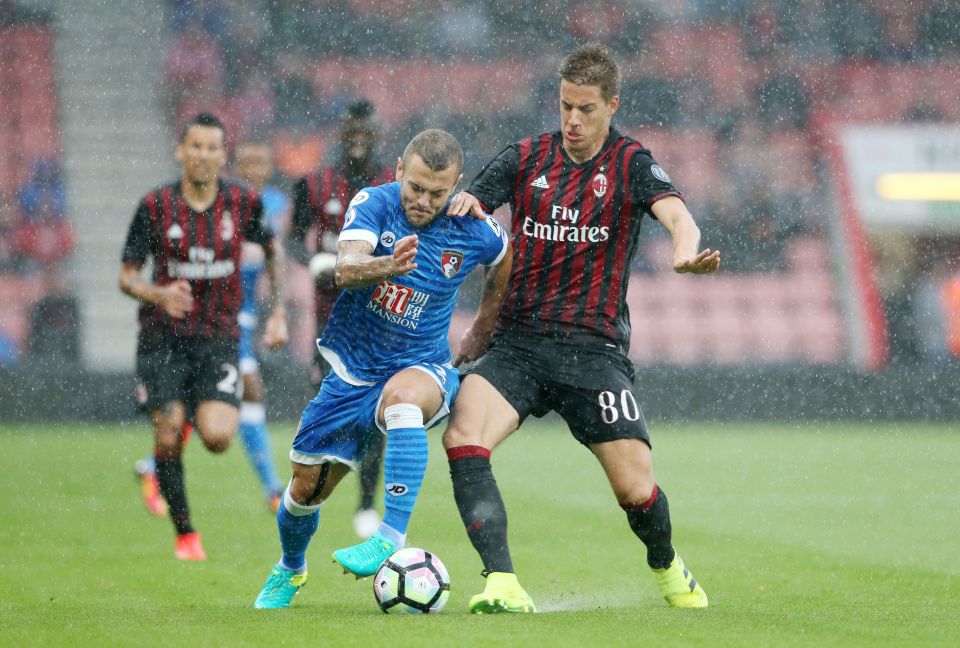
[27,270,80,363]
[163,22,225,113]
[0,192,23,273]
[14,160,74,274]
[567,0,626,44]
[755,47,810,129]
[825,1,885,60]
[18,158,66,222]
[0,329,18,367]
[619,74,681,128]
[13,211,74,274]
[272,62,322,129]
[917,1,960,59]
[436,0,491,58]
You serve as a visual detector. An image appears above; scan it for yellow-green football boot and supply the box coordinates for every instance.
[468,572,536,614]
[652,553,708,608]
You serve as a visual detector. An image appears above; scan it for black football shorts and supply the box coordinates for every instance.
[135,332,241,411]
[466,335,651,447]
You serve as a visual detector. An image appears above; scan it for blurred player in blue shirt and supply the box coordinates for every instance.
[234,139,289,512]
[254,129,510,609]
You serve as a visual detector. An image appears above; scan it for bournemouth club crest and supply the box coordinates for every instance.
[593,173,608,198]
[441,250,464,279]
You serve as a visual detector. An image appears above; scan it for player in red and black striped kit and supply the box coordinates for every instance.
[119,113,288,560]
[444,44,721,613]
[285,99,394,539]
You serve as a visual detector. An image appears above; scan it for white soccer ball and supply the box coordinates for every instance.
[373,548,450,614]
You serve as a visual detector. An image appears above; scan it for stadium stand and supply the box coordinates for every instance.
[152,0,960,366]
[0,14,67,364]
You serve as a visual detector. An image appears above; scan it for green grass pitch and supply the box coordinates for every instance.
[1,420,957,647]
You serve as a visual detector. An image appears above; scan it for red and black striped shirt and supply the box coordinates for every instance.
[286,163,394,323]
[468,128,682,352]
[121,179,272,339]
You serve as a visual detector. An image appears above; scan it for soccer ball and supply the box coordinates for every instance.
[373,548,450,614]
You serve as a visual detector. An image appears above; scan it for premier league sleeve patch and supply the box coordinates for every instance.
[441,250,464,279]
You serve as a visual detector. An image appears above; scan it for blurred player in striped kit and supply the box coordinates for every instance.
[134,135,289,521]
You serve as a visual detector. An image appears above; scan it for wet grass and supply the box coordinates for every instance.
[0,420,957,647]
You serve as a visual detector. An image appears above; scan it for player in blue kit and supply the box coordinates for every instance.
[253,129,510,609]
[234,139,289,512]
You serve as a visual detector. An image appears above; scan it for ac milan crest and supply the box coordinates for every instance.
[593,173,608,198]
[440,250,464,279]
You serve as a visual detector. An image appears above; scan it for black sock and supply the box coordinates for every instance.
[358,432,384,511]
[155,454,193,536]
[624,485,675,569]
[448,449,513,574]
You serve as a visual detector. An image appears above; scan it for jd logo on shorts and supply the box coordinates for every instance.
[386,482,408,496]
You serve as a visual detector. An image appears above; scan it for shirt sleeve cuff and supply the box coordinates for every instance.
[338,228,379,248]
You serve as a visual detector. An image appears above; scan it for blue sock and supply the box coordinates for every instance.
[239,402,284,496]
[277,488,320,573]
[379,403,428,543]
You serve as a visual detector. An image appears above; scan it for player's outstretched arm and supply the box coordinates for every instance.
[651,196,721,275]
[118,264,194,319]
[261,238,289,350]
[335,235,419,289]
[455,243,513,366]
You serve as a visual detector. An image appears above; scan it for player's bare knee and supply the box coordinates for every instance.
[288,478,318,506]
[616,481,657,508]
[380,385,422,411]
[154,426,181,452]
[199,426,234,453]
[442,420,477,449]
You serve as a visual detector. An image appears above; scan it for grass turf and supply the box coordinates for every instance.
[0,420,957,647]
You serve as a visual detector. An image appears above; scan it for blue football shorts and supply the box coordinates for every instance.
[290,362,460,470]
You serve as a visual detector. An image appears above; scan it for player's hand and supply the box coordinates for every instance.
[261,308,288,350]
[674,248,721,274]
[391,234,419,276]
[447,192,487,220]
[454,325,492,367]
[160,279,193,319]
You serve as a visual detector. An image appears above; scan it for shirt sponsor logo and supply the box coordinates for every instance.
[523,203,610,244]
[593,173,608,198]
[368,280,431,330]
[380,231,396,247]
[441,250,464,279]
[168,246,235,279]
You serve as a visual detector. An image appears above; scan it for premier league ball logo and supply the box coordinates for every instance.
[440,250,463,279]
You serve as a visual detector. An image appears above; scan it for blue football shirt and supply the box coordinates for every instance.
[318,182,508,384]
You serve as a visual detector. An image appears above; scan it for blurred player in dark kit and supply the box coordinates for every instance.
[120,113,288,560]
[286,99,394,539]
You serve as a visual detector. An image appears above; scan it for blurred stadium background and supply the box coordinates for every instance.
[1,0,959,421]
